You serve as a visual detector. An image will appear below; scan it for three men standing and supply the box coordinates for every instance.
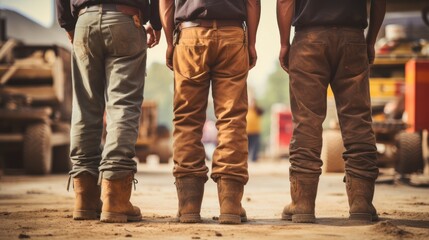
[277,0,386,223]
[57,0,385,225]
[159,0,260,224]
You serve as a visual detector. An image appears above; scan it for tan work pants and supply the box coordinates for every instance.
[172,26,249,184]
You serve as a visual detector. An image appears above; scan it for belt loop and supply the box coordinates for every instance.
[97,171,103,186]
[213,20,217,29]
[78,6,87,16]
[244,22,248,44]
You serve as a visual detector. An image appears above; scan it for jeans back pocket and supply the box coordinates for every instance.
[108,21,146,57]
[73,26,90,61]
[344,43,369,75]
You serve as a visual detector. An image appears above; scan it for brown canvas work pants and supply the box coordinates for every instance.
[288,27,379,180]
[172,25,249,184]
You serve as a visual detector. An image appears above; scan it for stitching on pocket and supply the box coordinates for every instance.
[109,22,143,56]
[174,44,206,79]
[73,27,89,61]
[225,43,248,75]
[344,43,368,74]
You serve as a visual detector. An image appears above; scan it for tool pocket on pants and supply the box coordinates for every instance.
[108,21,146,56]
[289,41,326,72]
[73,26,90,61]
[226,43,248,75]
[174,42,207,79]
[344,43,368,75]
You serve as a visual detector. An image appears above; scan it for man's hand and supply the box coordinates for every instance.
[366,0,386,64]
[145,24,161,48]
[154,30,161,47]
[246,0,260,70]
[67,30,74,43]
[248,45,257,70]
[166,44,174,70]
[277,0,294,73]
[367,44,375,64]
[279,44,290,73]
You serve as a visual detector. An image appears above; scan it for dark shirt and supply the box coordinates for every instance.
[293,0,368,30]
[174,0,247,24]
[56,0,162,32]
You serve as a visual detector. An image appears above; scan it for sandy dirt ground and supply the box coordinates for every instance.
[0,161,428,240]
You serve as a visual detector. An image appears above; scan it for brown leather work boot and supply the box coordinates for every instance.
[100,173,142,223]
[175,177,205,223]
[73,173,102,220]
[282,174,318,223]
[217,178,247,224]
[345,174,378,222]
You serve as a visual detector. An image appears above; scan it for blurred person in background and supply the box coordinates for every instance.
[202,119,218,161]
[246,95,264,162]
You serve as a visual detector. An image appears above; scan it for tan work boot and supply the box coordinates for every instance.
[100,173,142,223]
[175,177,205,223]
[72,173,102,220]
[217,178,247,224]
[345,174,378,222]
[282,174,318,223]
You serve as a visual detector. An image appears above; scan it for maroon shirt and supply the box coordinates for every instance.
[293,0,368,30]
[56,0,161,31]
[174,0,247,24]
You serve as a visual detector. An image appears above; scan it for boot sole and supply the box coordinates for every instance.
[281,213,292,221]
[179,214,202,223]
[282,213,316,223]
[349,213,378,222]
[100,212,142,223]
[219,214,244,224]
[73,210,99,220]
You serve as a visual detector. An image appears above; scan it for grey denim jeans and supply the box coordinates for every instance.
[69,10,147,180]
[288,27,379,181]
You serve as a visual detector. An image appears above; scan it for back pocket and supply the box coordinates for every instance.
[344,43,368,75]
[108,21,146,56]
[73,26,90,61]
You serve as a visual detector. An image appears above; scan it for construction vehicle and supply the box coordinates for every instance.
[133,101,172,164]
[0,42,173,174]
[0,39,72,174]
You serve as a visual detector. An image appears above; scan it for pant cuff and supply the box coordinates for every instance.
[211,174,248,185]
[100,170,135,180]
[69,169,99,178]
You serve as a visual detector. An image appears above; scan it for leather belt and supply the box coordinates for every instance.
[78,4,140,17]
[179,19,244,30]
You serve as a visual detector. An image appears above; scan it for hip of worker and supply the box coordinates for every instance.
[57,0,162,48]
